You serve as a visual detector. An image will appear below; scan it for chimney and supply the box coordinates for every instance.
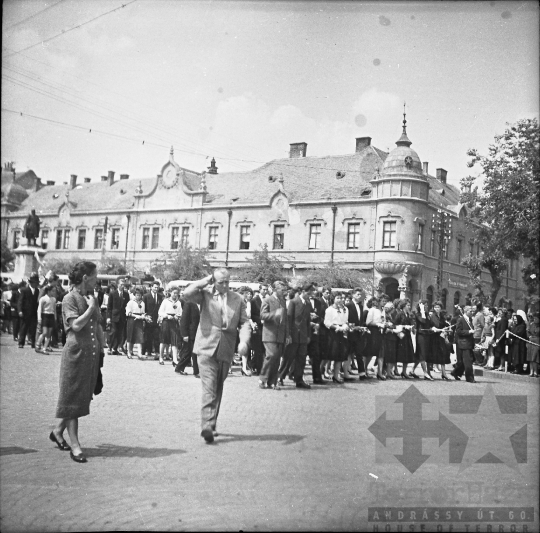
[355,137,372,152]
[107,170,115,186]
[101,175,108,182]
[70,174,77,188]
[289,142,307,158]
[120,174,129,180]
[84,177,91,183]
[436,168,447,184]
[46,180,55,186]
[423,162,429,175]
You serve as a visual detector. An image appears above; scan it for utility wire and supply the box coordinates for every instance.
[3,0,66,31]
[3,1,138,58]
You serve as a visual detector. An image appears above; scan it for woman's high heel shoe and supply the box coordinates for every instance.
[241,368,252,377]
[377,374,386,381]
[408,373,420,379]
[441,375,450,381]
[424,374,434,381]
[401,373,411,379]
[159,359,164,365]
[332,376,344,384]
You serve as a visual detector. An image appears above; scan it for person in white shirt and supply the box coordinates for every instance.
[125,288,146,359]
[157,288,182,367]
[324,293,350,383]
[36,286,57,353]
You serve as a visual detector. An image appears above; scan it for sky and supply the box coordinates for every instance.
[2,0,538,189]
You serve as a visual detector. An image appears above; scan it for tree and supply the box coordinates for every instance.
[461,117,539,305]
[238,244,287,284]
[150,245,211,283]
[98,257,127,275]
[1,239,15,272]
[44,256,85,275]
[302,263,375,292]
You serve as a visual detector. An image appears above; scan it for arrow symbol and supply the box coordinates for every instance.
[368,385,468,473]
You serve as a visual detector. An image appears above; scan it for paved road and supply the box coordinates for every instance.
[0,334,538,532]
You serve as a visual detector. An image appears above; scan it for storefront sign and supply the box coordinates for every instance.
[448,278,468,289]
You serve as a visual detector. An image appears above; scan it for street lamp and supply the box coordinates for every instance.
[431,209,452,299]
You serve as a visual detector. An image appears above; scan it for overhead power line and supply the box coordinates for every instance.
[3,0,66,31]
[3,0,138,58]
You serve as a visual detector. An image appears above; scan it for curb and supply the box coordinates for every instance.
[474,367,540,384]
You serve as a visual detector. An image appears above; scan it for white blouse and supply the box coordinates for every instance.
[158,298,182,319]
[324,306,349,330]
[366,307,384,327]
[126,299,145,317]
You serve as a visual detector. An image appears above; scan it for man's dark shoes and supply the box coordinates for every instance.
[278,378,284,386]
[296,381,311,389]
[359,375,367,381]
[451,372,461,381]
[201,428,214,443]
[313,379,326,384]
[70,451,87,463]
[49,431,71,451]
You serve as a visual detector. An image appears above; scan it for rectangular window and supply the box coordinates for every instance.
[94,228,103,249]
[56,230,63,250]
[13,230,21,249]
[239,225,251,250]
[401,181,411,197]
[78,229,86,250]
[142,228,150,249]
[444,238,450,259]
[347,223,360,249]
[382,221,396,249]
[308,224,321,249]
[111,228,120,250]
[171,227,180,249]
[417,224,424,252]
[63,229,70,250]
[208,226,219,250]
[181,227,189,247]
[430,230,437,256]
[41,230,49,250]
[151,227,160,249]
[273,225,284,250]
[457,239,463,263]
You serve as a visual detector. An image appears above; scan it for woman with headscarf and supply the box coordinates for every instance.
[509,313,528,374]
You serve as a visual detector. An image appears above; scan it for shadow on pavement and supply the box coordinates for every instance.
[212,433,305,446]
[84,444,186,458]
[0,446,39,456]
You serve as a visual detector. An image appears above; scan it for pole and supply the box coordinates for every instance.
[124,214,130,269]
[330,204,337,265]
[225,208,232,267]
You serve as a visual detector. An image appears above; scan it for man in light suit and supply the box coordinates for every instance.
[278,282,314,389]
[259,281,291,390]
[184,268,251,443]
[451,305,477,383]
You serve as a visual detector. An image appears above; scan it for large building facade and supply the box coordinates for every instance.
[1,119,526,310]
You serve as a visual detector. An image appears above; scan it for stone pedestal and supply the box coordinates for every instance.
[13,244,46,280]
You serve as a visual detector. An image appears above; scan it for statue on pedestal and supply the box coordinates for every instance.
[398,266,409,298]
[23,209,41,246]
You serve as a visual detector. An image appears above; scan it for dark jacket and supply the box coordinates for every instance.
[107,288,129,323]
[179,300,200,340]
[251,294,263,328]
[455,315,475,350]
[143,291,164,322]
[18,286,39,319]
[261,294,289,344]
[287,295,312,345]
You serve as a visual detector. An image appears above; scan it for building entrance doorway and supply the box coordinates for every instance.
[381,277,399,301]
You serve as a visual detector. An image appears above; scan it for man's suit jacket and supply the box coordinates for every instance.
[261,294,288,344]
[188,288,251,363]
[18,286,39,319]
[107,289,129,323]
[455,315,475,350]
[180,300,200,341]
[143,291,164,323]
[287,295,312,345]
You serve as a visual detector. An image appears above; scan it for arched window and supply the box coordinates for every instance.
[381,277,399,301]
[454,291,461,306]
[441,288,448,310]
[426,286,434,310]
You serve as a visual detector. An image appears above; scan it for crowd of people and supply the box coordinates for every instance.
[1,272,538,383]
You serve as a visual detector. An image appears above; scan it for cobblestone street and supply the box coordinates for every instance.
[1,335,538,532]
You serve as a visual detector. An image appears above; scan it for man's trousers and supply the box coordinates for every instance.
[198,354,230,431]
[260,342,285,386]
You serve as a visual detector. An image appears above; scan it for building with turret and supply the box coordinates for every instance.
[1,116,526,309]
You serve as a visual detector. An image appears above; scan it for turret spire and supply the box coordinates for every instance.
[396,102,412,147]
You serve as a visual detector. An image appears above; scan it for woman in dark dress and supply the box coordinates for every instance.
[412,299,435,380]
[493,309,509,371]
[395,299,415,378]
[429,301,451,380]
[509,314,528,373]
[50,262,104,463]
[381,302,399,379]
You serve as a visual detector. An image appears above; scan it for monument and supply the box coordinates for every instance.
[13,209,46,280]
